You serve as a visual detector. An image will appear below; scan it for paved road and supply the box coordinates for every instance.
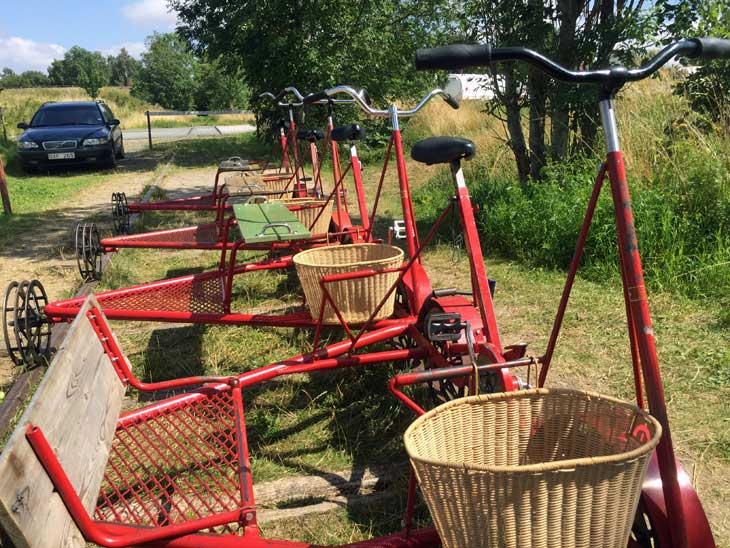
[123,124,255,141]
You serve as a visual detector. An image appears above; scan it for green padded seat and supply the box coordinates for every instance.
[233,203,311,243]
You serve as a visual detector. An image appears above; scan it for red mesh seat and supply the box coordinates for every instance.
[96,275,226,314]
[103,224,220,247]
[95,385,246,534]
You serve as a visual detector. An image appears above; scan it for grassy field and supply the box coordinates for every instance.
[85,123,729,543]
[0,75,728,544]
[0,162,111,246]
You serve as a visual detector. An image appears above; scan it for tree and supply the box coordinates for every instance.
[132,33,197,110]
[47,46,111,96]
[193,58,249,110]
[457,1,655,182]
[110,48,141,87]
[77,53,110,98]
[662,0,730,127]
[171,0,450,131]
[0,68,50,88]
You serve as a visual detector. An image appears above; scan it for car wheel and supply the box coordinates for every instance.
[115,137,125,159]
[104,147,117,169]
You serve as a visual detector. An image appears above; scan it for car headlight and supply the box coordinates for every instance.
[83,137,109,146]
[17,141,39,150]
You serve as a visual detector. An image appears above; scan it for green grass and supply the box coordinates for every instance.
[0,167,112,246]
[96,188,730,545]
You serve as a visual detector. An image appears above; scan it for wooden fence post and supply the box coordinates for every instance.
[0,156,11,215]
[146,110,153,150]
[0,107,7,145]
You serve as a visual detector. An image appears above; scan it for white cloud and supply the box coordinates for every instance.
[0,36,65,73]
[98,42,146,59]
[121,0,178,29]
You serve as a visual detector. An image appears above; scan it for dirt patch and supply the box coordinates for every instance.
[0,163,223,387]
[0,165,158,386]
[156,167,216,199]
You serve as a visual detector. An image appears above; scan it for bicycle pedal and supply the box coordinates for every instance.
[426,312,464,342]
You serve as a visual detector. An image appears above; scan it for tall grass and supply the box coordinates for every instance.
[0,87,157,137]
[412,76,730,304]
[0,87,253,137]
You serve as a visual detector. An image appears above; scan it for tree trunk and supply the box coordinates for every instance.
[504,73,530,183]
[527,68,548,180]
[576,102,599,155]
[550,0,581,159]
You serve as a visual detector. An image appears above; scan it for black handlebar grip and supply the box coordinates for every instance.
[445,94,460,110]
[303,91,329,104]
[688,37,730,60]
[415,44,492,70]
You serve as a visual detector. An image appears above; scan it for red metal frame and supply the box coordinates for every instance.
[535,150,713,545]
[25,306,441,547]
[126,118,301,215]
[26,86,711,547]
[98,124,369,256]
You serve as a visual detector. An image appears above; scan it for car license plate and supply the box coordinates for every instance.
[48,152,75,160]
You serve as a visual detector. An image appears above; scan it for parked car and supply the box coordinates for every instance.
[16,100,124,171]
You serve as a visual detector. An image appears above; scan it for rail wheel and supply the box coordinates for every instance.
[389,285,424,369]
[2,280,51,367]
[630,499,661,547]
[111,192,130,235]
[3,282,24,366]
[75,223,103,281]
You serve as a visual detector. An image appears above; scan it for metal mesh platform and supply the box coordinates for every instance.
[95,386,245,532]
[103,224,220,247]
[93,273,226,314]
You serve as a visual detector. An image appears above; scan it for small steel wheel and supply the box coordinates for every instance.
[630,499,661,547]
[75,223,104,282]
[3,280,51,367]
[3,281,24,365]
[111,192,130,235]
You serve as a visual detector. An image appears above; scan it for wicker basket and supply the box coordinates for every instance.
[224,172,292,194]
[405,388,661,548]
[294,244,404,324]
[274,198,332,235]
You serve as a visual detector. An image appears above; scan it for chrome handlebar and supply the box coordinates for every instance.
[311,85,456,118]
[258,86,366,108]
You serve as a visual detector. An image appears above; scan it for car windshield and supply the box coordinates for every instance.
[30,106,104,127]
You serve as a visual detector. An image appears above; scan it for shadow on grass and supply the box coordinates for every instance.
[135,324,207,402]
[0,203,112,261]
[162,133,273,169]
[243,340,426,536]
[4,150,161,179]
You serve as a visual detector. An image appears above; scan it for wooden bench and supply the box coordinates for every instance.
[0,296,250,548]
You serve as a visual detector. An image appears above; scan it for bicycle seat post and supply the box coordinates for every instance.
[448,157,502,352]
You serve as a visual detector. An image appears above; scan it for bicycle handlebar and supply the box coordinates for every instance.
[415,38,730,90]
[258,87,364,107]
[304,85,459,118]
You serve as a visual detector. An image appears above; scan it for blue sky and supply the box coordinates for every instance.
[0,0,177,73]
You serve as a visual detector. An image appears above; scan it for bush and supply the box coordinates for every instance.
[413,146,730,301]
